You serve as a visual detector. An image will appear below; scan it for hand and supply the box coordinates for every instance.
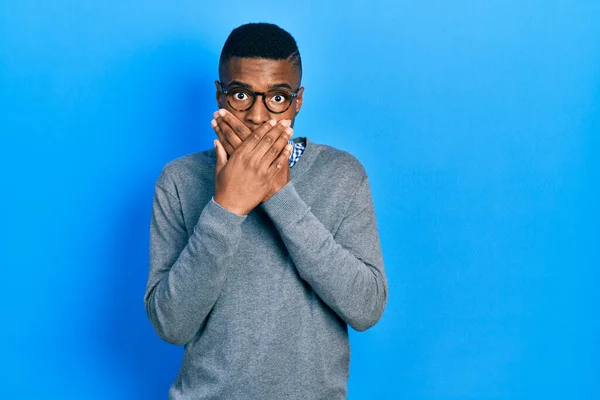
[211,109,293,203]
[213,119,294,215]
[211,109,252,156]
[261,151,290,202]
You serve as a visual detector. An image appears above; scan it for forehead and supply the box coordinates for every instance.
[221,57,300,88]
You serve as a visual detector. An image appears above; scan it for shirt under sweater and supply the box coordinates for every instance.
[287,137,305,167]
[144,136,388,400]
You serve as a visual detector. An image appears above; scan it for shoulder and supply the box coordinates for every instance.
[310,141,368,184]
[155,148,216,195]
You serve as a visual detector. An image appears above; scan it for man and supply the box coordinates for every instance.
[144,22,388,399]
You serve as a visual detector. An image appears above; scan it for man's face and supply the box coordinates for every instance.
[216,57,304,131]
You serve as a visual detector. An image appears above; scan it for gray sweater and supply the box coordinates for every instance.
[144,137,388,400]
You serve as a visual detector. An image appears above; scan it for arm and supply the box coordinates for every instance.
[260,175,388,331]
[144,181,247,346]
[144,118,292,345]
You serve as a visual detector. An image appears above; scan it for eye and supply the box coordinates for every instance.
[270,92,289,103]
[228,88,252,102]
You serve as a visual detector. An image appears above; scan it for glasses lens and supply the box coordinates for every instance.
[265,90,293,113]
[226,88,254,111]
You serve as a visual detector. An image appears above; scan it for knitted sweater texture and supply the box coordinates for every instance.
[144,136,388,400]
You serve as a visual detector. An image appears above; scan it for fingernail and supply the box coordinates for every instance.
[286,144,293,152]
[218,109,226,117]
[285,127,293,137]
[269,119,277,126]
[280,119,291,127]
[213,111,220,119]
[211,119,217,127]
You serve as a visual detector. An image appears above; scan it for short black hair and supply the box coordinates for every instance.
[219,23,302,81]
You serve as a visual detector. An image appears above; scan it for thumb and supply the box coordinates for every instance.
[214,139,227,177]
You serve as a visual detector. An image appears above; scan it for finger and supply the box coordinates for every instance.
[248,119,290,161]
[236,119,278,155]
[216,118,243,151]
[217,109,251,141]
[211,119,235,155]
[267,143,293,177]
[261,125,293,167]
[214,139,227,178]
[214,109,245,150]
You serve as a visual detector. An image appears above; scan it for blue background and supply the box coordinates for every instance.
[1,1,598,399]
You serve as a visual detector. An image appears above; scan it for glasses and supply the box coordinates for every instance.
[219,81,301,114]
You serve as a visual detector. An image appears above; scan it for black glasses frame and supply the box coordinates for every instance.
[218,81,301,114]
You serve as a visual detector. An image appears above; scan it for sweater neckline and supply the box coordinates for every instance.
[290,136,318,181]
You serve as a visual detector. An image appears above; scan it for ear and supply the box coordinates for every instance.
[215,80,223,108]
[294,86,304,116]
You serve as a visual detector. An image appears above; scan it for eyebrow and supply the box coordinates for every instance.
[227,80,251,88]
[269,83,294,90]
[226,80,294,90]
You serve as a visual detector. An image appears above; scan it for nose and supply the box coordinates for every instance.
[244,94,271,128]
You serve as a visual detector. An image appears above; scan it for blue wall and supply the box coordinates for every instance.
[1,1,598,399]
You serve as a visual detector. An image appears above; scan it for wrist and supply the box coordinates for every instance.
[213,194,248,216]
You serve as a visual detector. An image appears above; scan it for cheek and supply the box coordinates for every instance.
[226,107,249,125]
[218,93,228,108]
[282,108,297,123]
[221,108,250,130]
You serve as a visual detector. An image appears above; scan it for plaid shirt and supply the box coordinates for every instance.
[287,139,305,168]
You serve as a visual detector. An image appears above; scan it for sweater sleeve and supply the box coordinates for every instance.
[144,183,247,346]
[260,176,388,332]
